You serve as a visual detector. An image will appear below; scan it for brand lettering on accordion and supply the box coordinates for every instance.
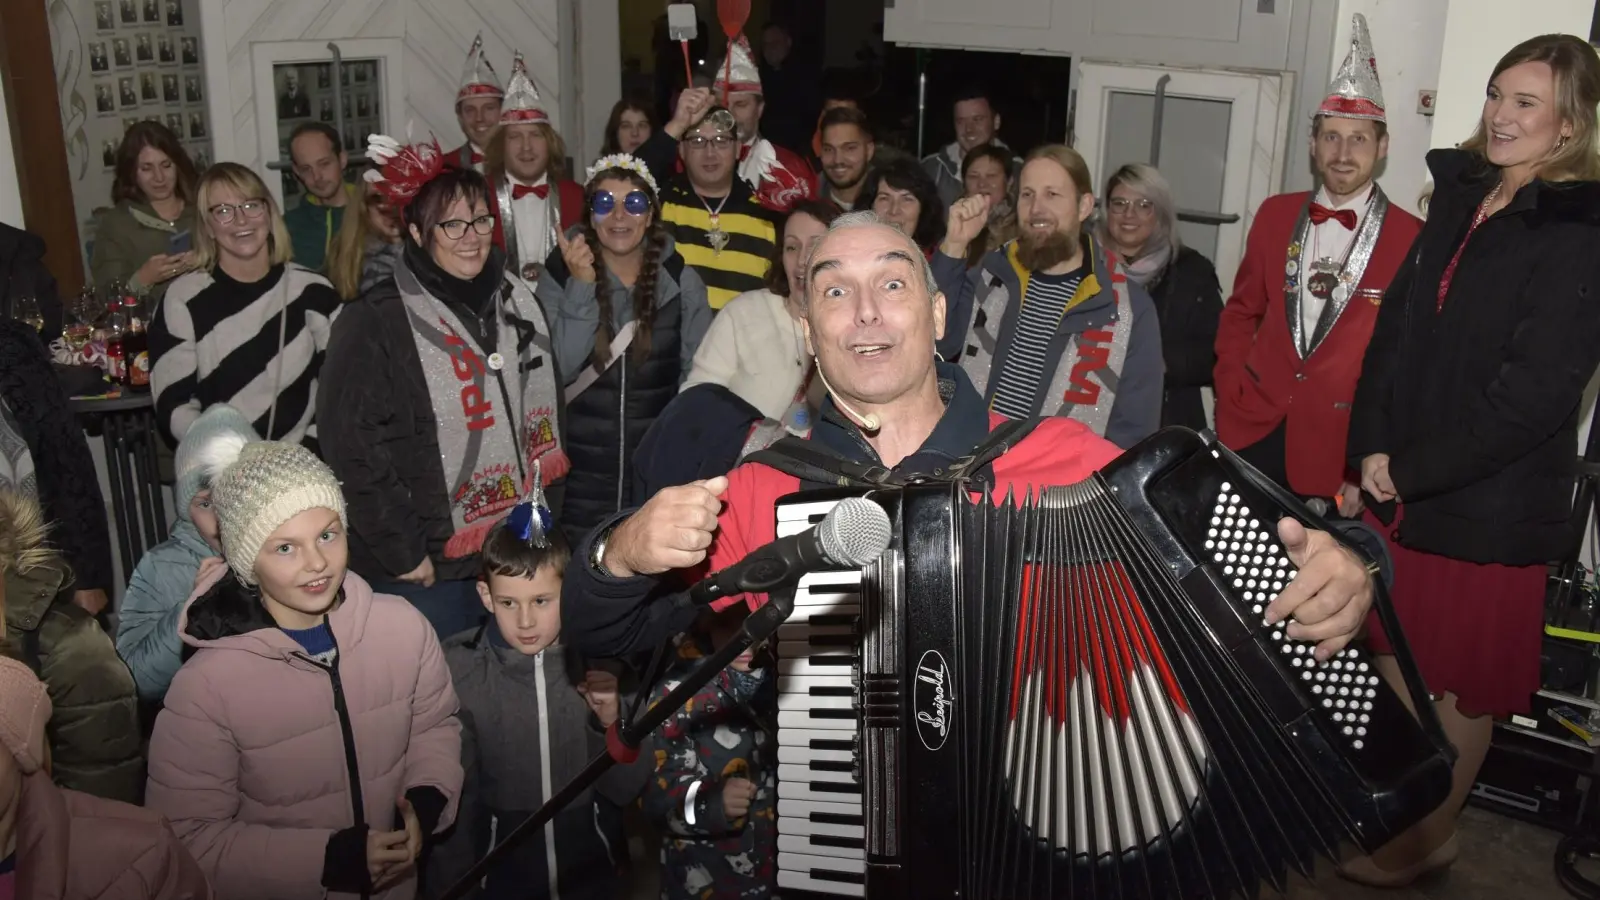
[915,650,952,750]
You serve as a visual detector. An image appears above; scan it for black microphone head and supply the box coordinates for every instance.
[819,497,893,567]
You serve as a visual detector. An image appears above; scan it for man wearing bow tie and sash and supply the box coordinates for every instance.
[1214,13,1421,513]
[485,52,584,290]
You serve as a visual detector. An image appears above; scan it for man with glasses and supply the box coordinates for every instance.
[635,93,778,312]
[1213,14,1420,511]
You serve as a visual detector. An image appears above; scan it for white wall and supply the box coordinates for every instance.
[0,73,21,227]
[197,0,619,182]
[1431,0,1596,151]
[1330,0,1450,216]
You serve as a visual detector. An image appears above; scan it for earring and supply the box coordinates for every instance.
[1557,135,1570,150]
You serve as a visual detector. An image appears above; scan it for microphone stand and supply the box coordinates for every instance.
[435,589,797,900]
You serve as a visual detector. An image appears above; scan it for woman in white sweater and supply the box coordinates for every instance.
[680,199,840,432]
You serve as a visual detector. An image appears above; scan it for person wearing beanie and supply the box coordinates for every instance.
[144,440,463,900]
[116,404,261,707]
[0,490,144,806]
[0,656,211,899]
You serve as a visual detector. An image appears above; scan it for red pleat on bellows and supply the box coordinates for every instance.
[1363,508,1546,718]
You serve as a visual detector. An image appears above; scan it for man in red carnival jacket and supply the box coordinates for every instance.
[715,34,817,214]
[561,211,1384,664]
[1214,13,1421,511]
[446,33,502,173]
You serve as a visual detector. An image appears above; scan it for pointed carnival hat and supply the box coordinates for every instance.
[1317,13,1386,122]
[456,33,504,103]
[499,51,550,126]
[713,34,762,99]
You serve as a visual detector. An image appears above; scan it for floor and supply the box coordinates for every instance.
[623,805,1582,899]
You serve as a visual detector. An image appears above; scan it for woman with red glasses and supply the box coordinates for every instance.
[149,162,340,451]
[540,154,712,544]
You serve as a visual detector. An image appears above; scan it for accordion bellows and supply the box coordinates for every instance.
[773,427,1453,900]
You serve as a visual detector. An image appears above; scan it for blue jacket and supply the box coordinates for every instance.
[115,517,211,701]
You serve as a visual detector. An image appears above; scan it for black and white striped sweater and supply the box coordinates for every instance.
[149,263,341,449]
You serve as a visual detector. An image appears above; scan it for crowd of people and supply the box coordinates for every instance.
[0,14,1596,899]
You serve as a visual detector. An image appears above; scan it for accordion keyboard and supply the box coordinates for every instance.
[774,498,869,897]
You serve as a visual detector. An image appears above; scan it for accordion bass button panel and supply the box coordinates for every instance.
[1201,483,1379,752]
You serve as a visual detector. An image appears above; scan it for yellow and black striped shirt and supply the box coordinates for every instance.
[659,181,776,311]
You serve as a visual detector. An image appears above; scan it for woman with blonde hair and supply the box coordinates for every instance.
[149,162,341,450]
[1096,162,1222,431]
[1345,33,1600,886]
[325,180,404,301]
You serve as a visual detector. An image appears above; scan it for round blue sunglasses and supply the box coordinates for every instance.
[592,190,651,217]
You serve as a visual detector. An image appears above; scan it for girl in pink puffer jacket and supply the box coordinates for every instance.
[144,439,463,900]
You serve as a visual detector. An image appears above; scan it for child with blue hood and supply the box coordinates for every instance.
[116,403,260,702]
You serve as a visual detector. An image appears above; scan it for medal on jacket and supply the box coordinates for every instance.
[521,262,542,282]
[1307,257,1341,300]
[707,214,730,254]
[487,352,506,371]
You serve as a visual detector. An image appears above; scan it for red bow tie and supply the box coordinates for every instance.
[1308,202,1357,230]
[469,151,484,164]
[512,183,550,200]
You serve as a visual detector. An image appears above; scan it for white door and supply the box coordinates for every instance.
[1073,60,1294,294]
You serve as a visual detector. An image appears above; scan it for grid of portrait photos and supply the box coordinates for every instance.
[273,59,381,212]
[88,0,211,173]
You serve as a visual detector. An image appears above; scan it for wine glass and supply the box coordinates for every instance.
[64,286,96,351]
[12,296,43,333]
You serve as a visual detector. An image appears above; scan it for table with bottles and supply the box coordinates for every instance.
[62,284,167,583]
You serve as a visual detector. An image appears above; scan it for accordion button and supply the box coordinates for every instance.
[1357,727,1368,736]
[1353,740,1365,750]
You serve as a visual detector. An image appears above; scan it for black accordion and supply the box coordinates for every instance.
[771,428,1454,900]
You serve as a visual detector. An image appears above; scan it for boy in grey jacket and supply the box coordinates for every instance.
[426,494,648,900]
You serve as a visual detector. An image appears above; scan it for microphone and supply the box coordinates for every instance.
[689,496,893,607]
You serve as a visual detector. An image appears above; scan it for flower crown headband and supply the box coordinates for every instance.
[584,153,658,196]
[363,132,446,210]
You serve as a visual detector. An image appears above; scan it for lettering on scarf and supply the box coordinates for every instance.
[442,322,496,431]
[1061,328,1114,405]
[452,462,518,524]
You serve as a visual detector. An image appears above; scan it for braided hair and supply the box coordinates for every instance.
[584,166,668,367]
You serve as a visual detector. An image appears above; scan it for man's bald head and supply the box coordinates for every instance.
[803,211,937,311]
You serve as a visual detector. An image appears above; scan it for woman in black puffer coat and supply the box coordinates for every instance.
[540,157,712,545]
[1343,34,1600,887]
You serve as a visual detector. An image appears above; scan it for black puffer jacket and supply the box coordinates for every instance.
[538,235,712,542]
[0,223,64,342]
[1146,245,1223,431]
[1348,148,1600,565]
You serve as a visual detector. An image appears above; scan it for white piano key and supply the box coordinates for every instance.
[779,710,860,731]
[779,796,864,821]
[778,674,858,694]
[778,744,854,766]
[779,762,857,786]
[797,570,862,588]
[777,499,843,524]
[778,870,866,898]
[778,832,867,859]
[779,777,863,804]
[777,656,854,677]
[777,814,865,840]
[776,726,856,747]
[779,693,853,712]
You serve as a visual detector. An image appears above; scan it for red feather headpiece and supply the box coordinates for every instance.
[362,134,446,209]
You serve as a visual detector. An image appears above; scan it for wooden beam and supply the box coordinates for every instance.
[0,0,86,295]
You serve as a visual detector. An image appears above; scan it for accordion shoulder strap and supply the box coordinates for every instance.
[743,417,1043,489]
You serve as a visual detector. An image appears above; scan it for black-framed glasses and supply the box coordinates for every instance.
[1107,197,1156,216]
[209,199,270,224]
[592,190,651,217]
[683,134,735,152]
[436,214,496,240]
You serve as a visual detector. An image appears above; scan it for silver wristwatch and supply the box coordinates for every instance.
[590,525,614,576]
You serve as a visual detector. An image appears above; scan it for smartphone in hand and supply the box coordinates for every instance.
[167,230,192,255]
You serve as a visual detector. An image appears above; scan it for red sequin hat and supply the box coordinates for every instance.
[363,133,447,209]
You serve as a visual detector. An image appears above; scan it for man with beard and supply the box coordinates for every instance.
[644,96,777,311]
[713,34,816,213]
[943,145,1163,449]
[818,106,875,212]
[484,51,583,289]
[1213,14,1420,511]
[446,33,503,172]
[283,123,354,270]
[921,86,1022,209]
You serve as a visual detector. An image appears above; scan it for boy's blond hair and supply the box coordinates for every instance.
[0,490,52,579]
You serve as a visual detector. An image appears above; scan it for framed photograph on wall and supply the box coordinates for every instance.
[162,73,179,102]
[165,0,182,26]
[119,0,137,26]
[158,34,175,64]
[117,76,138,109]
[94,82,116,114]
[94,1,115,32]
[185,75,202,104]
[102,140,118,168]
[135,33,153,63]
[112,38,132,68]
[140,72,158,102]
[181,36,198,66]
[89,42,109,72]
[165,112,183,133]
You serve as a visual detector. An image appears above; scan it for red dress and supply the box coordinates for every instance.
[1363,203,1546,718]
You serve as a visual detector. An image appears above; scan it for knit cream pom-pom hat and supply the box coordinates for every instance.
[195,437,347,584]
